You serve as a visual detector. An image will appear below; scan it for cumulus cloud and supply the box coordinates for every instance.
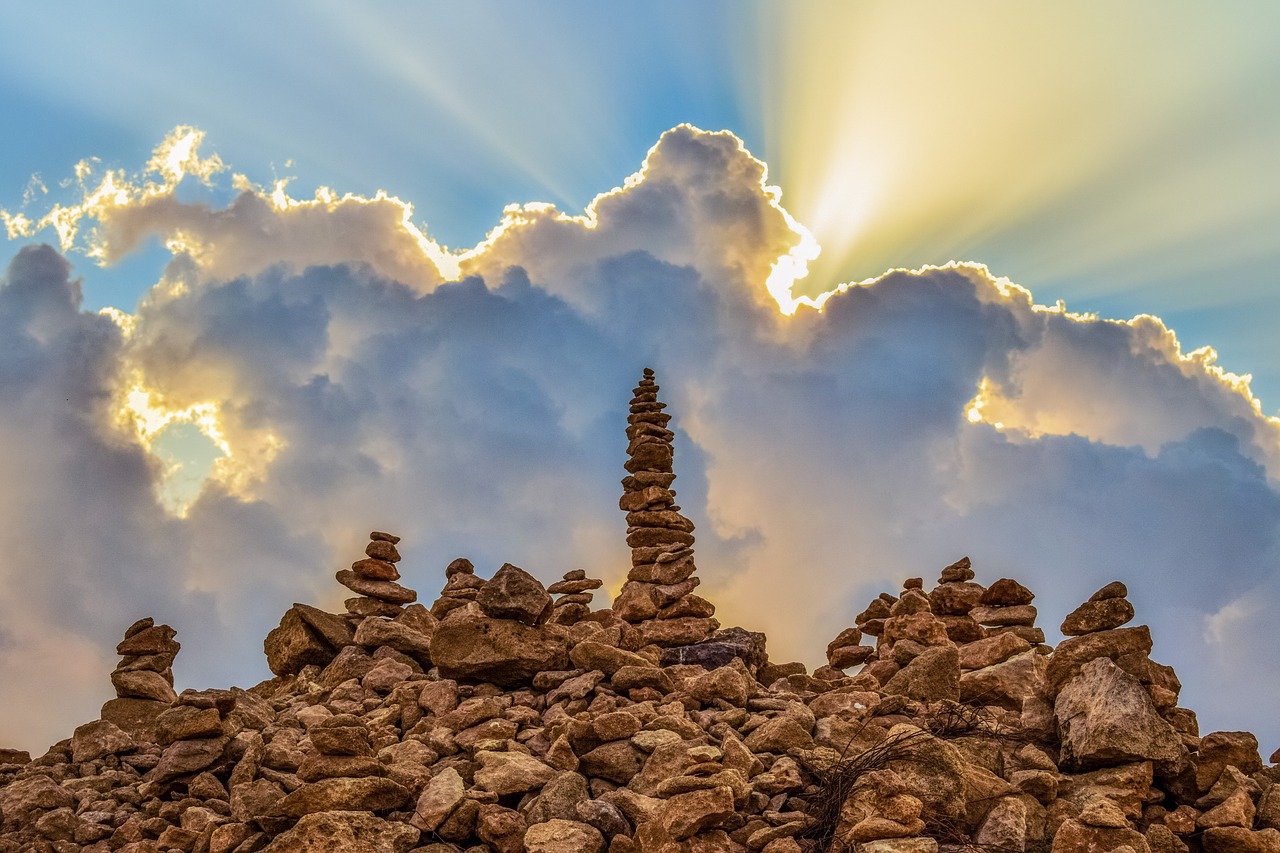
[2,125,1279,755]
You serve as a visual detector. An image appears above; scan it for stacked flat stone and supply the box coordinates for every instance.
[825,625,874,671]
[613,368,718,649]
[548,569,603,625]
[338,531,417,619]
[1060,580,1135,635]
[109,618,180,704]
[971,577,1044,643]
[928,556,986,644]
[431,558,484,619]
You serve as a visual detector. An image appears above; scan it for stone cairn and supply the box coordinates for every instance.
[338,531,417,619]
[548,568,604,625]
[108,618,180,706]
[613,367,718,649]
[430,558,483,619]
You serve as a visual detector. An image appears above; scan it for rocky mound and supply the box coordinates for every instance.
[2,369,1278,853]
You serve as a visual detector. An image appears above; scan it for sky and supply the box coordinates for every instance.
[1,2,1280,753]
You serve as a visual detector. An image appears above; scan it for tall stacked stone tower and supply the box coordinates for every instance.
[613,368,718,648]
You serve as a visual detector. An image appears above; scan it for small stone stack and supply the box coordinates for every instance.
[109,618,180,705]
[614,368,718,649]
[277,714,410,819]
[928,556,986,643]
[971,577,1044,643]
[100,617,180,741]
[853,593,896,639]
[337,532,417,620]
[1060,580,1135,635]
[431,558,484,619]
[825,625,874,671]
[548,569,603,625]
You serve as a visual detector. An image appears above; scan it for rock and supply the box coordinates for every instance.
[474,750,556,795]
[99,696,167,740]
[882,645,960,702]
[478,563,553,625]
[353,617,432,661]
[412,768,466,832]
[981,578,1035,606]
[259,810,419,852]
[1055,657,1183,771]
[525,818,606,853]
[959,649,1047,711]
[1195,731,1263,792]
[111,668,178,702]
[929,581,985,615]
[155,705,223,744]
[969,604,1038,627]
[659,627,767,671]
[150,736,228,783]
[265,607,338,676]
[570,641,653,674]
[294,603,357,648]
[1061,597,1135,635]
[70,719,135,762]
[958,632,1031,670]
[335,570,417,603]
[1045,626,1153,694]
[660,785,737,840]
[1050,818,1150,853]
[1201,827,1280,853]
[273,777,412,817]
[431,612,569,686]
[1090,581,1128,601]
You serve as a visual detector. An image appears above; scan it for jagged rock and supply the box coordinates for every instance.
[474,750,557,794]
[960,649,1047,711]
[150,736,228,783]
[659,626,767,671]
[1046,625,1153,693]
[477,563,553,625]
[430,612,569,686]
[412,767,466,831]
[70,719,135,763]
[258,810,419,852]
[1055,657,1184,771]
[265,606,338,675]
[882,645,960,702]
[1061,597,1135,635]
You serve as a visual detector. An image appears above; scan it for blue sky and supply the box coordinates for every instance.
[2,2,1280,753]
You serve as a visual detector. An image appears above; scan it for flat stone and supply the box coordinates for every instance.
[111,668,178,702]
[353,617,432,661]
[351,558,400,581]
[659,627,767,670]
[969,604,1038,627]
[474,751,557,795]
[150,736,228,783]
[335,571,417,603]
[345,597,404,617]
[366,540,401,562]
[155,705,223,745]
[1090,581,1128,601]
[570,641,652,674]
[980,578,1035,606]
[116,624,179,656]
[259,809,418,853]
[71,719,135,763]
[1046,626,1152,694]
[524,818,605,853]
[660,786,736,840]
[1061,598,1135,635]
[274,777,412,818]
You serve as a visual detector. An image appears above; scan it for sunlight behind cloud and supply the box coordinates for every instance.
[751,2,1280,304]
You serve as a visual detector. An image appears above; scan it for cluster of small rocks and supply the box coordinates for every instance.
[613,369,717,650]
[3,369,1280,853]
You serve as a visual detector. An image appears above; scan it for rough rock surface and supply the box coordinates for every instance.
[0,368,1274,853]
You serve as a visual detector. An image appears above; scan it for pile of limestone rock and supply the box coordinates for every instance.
[2,369,1279,853]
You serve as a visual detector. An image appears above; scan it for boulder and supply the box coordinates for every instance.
[477,563,553,625]
[1055,657,1183,771]
[430,612,569,686]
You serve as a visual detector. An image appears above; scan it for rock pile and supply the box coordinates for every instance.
[614,368,718,650]
[4,370,1280,853]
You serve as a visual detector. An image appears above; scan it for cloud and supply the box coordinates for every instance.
[2,126,1279,756]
